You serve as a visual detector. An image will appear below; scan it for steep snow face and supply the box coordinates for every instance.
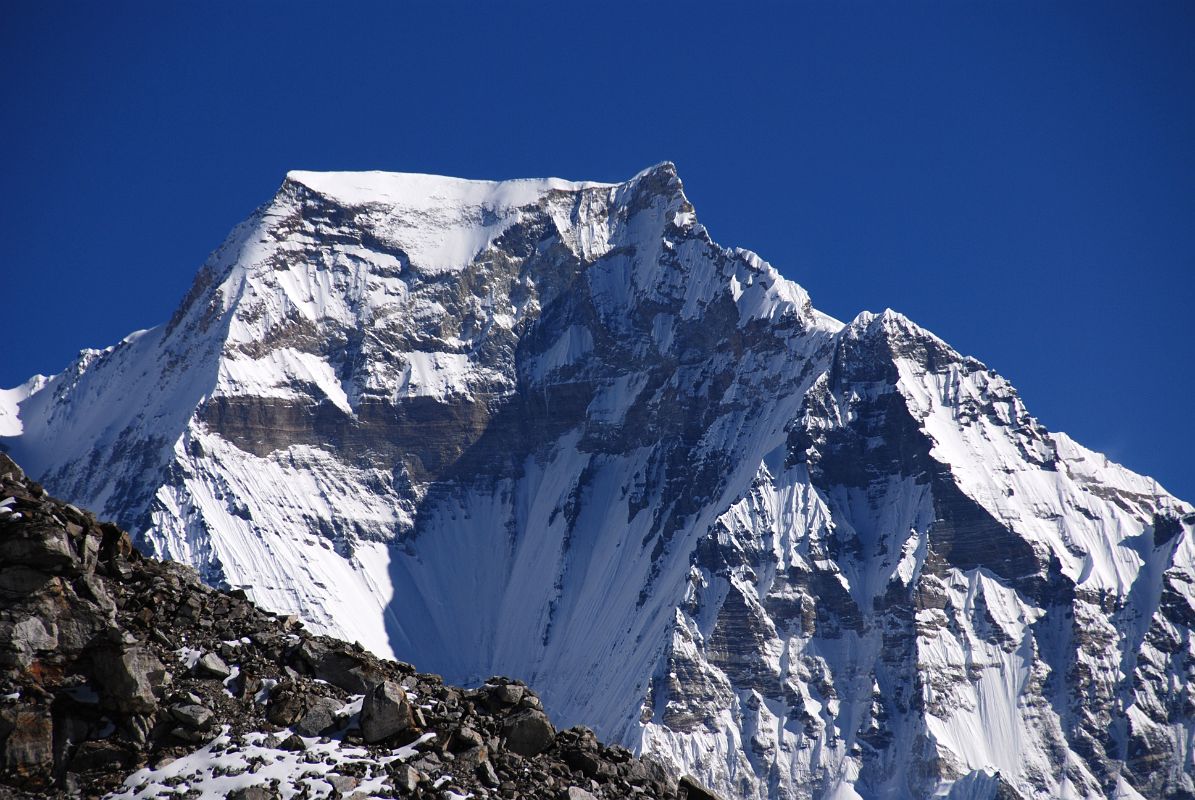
[0,375,48,437]
[4,165,1193,800]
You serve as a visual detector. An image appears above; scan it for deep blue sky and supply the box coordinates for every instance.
[3,2,1192,500]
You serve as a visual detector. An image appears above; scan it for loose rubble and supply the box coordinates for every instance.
[0,453,719,799]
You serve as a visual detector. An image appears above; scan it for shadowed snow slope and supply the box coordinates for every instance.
[4,164,1193,800]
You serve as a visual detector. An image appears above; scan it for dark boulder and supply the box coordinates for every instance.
[292,695,343,737]
[169,703,214,731]
[193,651,232,680]
[291,638,384,694]
[502,708,556,757]
[679,775,725,800]
[360,680,415,743]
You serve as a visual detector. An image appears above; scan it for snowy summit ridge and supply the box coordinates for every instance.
[3,164,1193,800]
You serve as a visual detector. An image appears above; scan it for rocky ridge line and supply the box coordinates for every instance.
[0,453,720,800]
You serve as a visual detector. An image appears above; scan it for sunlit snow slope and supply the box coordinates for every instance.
[4,164,1193,800]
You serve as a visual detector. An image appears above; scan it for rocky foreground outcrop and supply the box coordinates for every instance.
[0,453,720,799]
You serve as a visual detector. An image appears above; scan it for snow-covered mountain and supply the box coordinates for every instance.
[3,163,1193,800]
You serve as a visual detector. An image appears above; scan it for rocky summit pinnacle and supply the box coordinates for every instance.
[2,165,1193,799]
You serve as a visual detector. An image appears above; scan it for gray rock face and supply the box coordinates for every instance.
[0,567,53,598]
[0,526,73,570]
[8,617,56,664]
[91,646,168,713]
[503,708,556,757]
[0,706,52,779]
[359,680,413,743]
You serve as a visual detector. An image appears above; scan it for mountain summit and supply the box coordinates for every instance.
[3,165,1192,799]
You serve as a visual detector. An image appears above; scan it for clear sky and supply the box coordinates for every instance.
[3,2,1192,500]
